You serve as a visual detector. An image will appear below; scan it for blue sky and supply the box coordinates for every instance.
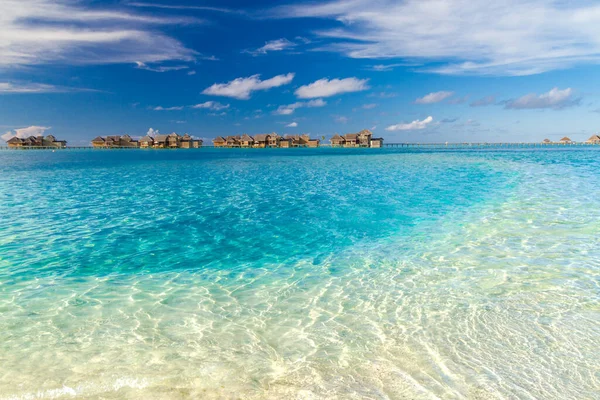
[1,0,600,144]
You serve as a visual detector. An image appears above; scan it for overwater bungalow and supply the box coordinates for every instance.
[343,133,358,147]
[253,134,270,148]
[542,138,552,144]
[153,134,168,148]
[370,138,384,148]
[279,137,292,148]
[226,135,241,147]
[330,130,382,148]
[91,135,138,148]
[213,136,226,147]
[180,134,202,149]
[330,134,345,147]
[559,136,573,144]
[307,138,320,148]
[7,135,67,148]
[357,130,372,147]
[167,133,180,148]
[240,134,254,148]
[139,136,154,148]
[585,134,600,144]
[267,133,281,147]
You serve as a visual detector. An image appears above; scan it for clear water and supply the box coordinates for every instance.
[0,148,599,399]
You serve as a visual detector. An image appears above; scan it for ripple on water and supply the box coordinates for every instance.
[0,149,599,399]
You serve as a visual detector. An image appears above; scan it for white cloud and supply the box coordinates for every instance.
[470,95,497,107]
[505,88,579,110]
[386,116,433,131]
[295,77,369,99]
[362,103,377,109]
[272,0,600,76]
[192,101,230,111]
[127,2,239,14]
[135,62,188,72]
[188,71,196,76]
[415,91,454,104]
[274,98,326,115]
[0,0,199,67]
[152,106,184,111]
[146,128,159,137]
[335,116,349,124]
[286,122,298,127]
[1,126,51,141]
[0,82,93,94]
[244,38,296,56]
[202,73,295,100]
[368,63,418,71]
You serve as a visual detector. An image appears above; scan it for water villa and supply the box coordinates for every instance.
[92,133,202,149]
[559,136,573,144]
[586,134,600,144]
[212,133,320,148]
[330,130,383,148]
[6,135,67,149]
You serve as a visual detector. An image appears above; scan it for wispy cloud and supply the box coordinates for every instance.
[152,106,184,111]
[126,2,241,14]
[367,63,418,71]
[470,95,497,107]
[286,122,298,127]
[1,126,51,142]
[369,91,397,99]
[202,73,295,99]
[415,91,454,104]
[244,38,296,56]
[135,62,189,72]
[274,98,326,115]
[295,77,369,99]
[505,88,579,110]
[334,116,348,124]
[441,117,458,123]
[386,116,433,131]
[0,82,95,94]
[1,0,199,67]
[447,96,469,105]
[192,101,230,111]
[272,0,600,76]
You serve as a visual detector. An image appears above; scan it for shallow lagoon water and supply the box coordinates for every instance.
[0,148,599,399]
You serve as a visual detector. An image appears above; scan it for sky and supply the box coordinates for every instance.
[1,0,600,145]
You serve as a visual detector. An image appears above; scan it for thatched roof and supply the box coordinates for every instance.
[358,129,372,136]
[213,136,226,143]
[6,137,22,144]
[91,136,105,143]
[226,135,240,141]
[253,134,270,142]
[154,134,168,142]
[140,136,154,143]
[182,134,191,140]
[331,134,344,140]
[344,133,358,140]
[45,135,56,141]
[121,134,132,141]
[586,134,600,142]
[560,136,572,142]
[241,134,254,142]
[542,138,552,143]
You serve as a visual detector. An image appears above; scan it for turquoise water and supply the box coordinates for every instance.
[0,148,599,399]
